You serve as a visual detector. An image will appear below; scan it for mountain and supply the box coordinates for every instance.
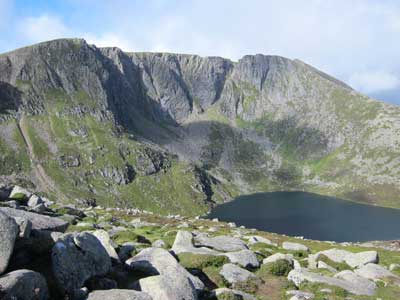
[1,38,400,215]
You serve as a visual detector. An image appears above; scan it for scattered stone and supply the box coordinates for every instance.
[92,229,120,262]
[0,269,49,300]
[125,247,204,291]
[87,289,152,300]
[355,263,397,280]
[225,249,260,268]
[282,242,309,252]
[194,233,248,252]
[220,263,256,285]
[139,274,197,300]
[0,211,19,274]
[288,268,376,296]
[246,235,276,246]
[52,232,112,293]
[0,207,69,232]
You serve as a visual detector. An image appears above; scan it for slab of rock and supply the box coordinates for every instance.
[172,230,221,255]
[126,247,204,291]
[334,270,376,292]
[288,269,376,296]
[139,274,197,300]
[152,239,166,248]
[0,207,69,232]
[246,235,276,246]
[263,253,294,265]
[317,260,337,273]
[225,250,260,268]
[211,287,256,300]
[92,229,120,262]
[0,269,49,300]
[0,211,19,274]
[311,249,378,269]
[220,263,256,285]
[355,263,397,280]
[194,233,248,252]
[52,232,112,293]
[282,242,309,252]
[87,289,152,300]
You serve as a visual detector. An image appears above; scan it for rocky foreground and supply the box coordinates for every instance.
[1,185,400,300]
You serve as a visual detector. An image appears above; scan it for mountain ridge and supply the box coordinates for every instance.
[0,38,399,214]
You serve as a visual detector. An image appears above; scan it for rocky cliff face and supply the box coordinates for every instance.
[1,38,399,213]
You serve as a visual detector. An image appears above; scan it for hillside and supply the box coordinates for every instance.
[1,38,400,214]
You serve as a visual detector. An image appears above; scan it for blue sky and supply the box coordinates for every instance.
[1,0,399,104]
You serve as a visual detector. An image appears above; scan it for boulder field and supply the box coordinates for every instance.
[1,185,400,300]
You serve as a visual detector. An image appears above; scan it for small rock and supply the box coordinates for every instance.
[152,239,166,248]
[92,229,120,262]
[211,287,256,299]
[27,195,44,207]
[0,269,49,300]
[286,290,314,299]
[225,249,260,268]
[9,185,31,200]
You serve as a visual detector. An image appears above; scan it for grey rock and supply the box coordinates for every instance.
[151,239,166,248]
[118,242,136,261]
[139,274,197,300]
[194,233,248,252]
[51,232,112,293]
[27,194,44,207]
[172,230,221,255]
[14,216,32,238]
[32,203,47,213]
[355,263,397,280]
[0,211,19,274]
[263,253,294,265]
[0,207,69,232]
[211,287,256,300]
[9,185,31,200]
[286,290,314,299]
[317,260,337,273]
[311,249,378,269]
[87,289,152,300]
[125,247,204,291]
[282,242,309,252]
[0,269,49,300]
[288,268,376,296]
[225,249,260,268]
[246,235,276,246]
[92,229,120,262]
[219,263,256,285]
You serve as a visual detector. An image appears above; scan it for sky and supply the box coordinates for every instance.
[0,0,399,104]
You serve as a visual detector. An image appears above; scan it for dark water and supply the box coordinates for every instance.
[208,192,400,242]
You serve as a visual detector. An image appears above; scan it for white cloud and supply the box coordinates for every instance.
[349,71,400,94]
[18,15,71,43]
[83,32,136,51]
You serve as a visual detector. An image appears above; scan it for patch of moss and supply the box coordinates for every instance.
[178,253,228,270]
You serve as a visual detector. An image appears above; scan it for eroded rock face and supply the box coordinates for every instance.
[0,269,49,300]
[0,211,19,274]
[51,232,112,294]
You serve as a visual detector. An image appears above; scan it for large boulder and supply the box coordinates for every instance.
[225,250,260,268]
[194,233,248,252]
[282,242,309,252]
[288,268,376,296]
[87,289,152,300]
[263,253,294,265]
[0,211,19,274]
[219,263,256,285]
[309,249,378,269]
[139,274,198,300]
[92,229,120,262]
[0,207,69,232]
[355,263,397,280]
[52,232,112,294]
[0,269,49,300]
[172,230,221,255]
[125,247,204,291]
[211,288,256,300]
